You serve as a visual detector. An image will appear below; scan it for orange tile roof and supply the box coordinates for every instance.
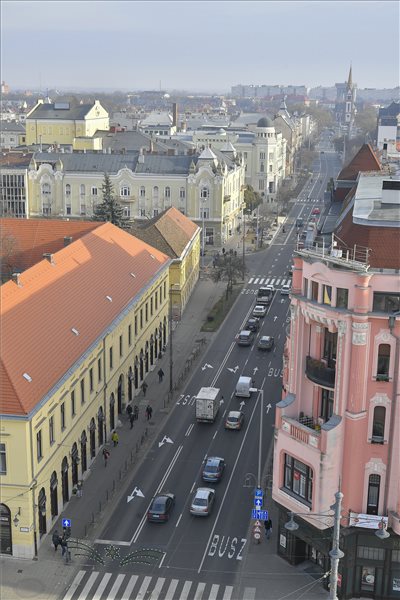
[0,222,170,416]
[0,218,102,274]
[337,144,382,181]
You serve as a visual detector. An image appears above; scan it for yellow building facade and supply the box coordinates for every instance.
[25,99,109,146]
[0,222,170,558]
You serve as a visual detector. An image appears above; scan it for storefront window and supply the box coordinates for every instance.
[284,455,313,505]
[361,566,375,592]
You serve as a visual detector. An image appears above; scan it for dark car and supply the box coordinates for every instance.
[147,492,175,523]
[257,335,274,351]
[202,456,225,482]
[245,318,260,332]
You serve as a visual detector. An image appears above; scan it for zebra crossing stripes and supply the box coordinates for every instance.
[247,276,290,288]
[62,571,257,600]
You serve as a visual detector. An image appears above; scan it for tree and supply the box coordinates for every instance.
[243,185,262,213]
[0,232,19,283]
[92,173,129,228]
[210,250,245,299]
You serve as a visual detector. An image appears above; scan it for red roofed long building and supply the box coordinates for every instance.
[0,222,170,557]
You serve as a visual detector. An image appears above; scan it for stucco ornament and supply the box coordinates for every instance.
[352,322,368,345]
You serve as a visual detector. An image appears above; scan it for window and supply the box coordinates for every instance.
[303,278,308,297]
[150,297,153,316]
[179,187,185,199]
[128,324,132,346]
[284,455,313,505]
[372,406,385,443]
[322,285,332,305]
[258,180,264,191]
[140,309,143,329]
[49,416,55,445]
[80,378,85,404]
[140,186,146,198]
[163,281,166,297]
[71,390,76,416]
[134,315,138,336]
[268,182,274,193]
[153,209,159,217]
[98,358,102,381]
[80,184,85,196]
[269,164,273,173]
[89,368,93,392]
[357,546,384,561]
[80,203,86,215]
[145,303,148,322]
[323,330,337,364]
[65,184,71,197]
[41,182,51,197]
[377,344,390,381]
[37,430,43,461]
[367,474,381,515]
[152,186,159,199]
[66,205,71,215]
[243,152,248,159]
[165,186,170,198]
[320,389,334,422]
[311,281,319,302]
[259,152,265,160]
[0,443,6,474]
[109,347,113,370]
[120,186,130,197]
[60,402,66,431]
[200,207,209,219]
[336,287,348,309]
[260,163,264,172]
[200,186,209,199]
[140,208,146,217]
[361,566,376,593]
[123,206,131,218]
[373,292,400,313]
[119,334,123,357]
[91,187,98,196]
[155,291,158,310]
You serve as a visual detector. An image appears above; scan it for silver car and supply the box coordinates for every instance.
[190,487,216,517]
[252,304,267,318]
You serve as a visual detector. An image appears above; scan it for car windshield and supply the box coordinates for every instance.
[151,498,166,512]
[194,497,208,506]
[228,416,238,422]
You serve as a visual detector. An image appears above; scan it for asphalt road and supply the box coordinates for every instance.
[62,140,341,599]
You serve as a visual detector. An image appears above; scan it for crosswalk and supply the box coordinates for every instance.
[62,571,257,600]
[247,276,290,287]
[295,198,321,203]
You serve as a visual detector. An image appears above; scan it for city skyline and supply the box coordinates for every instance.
[2,1,399,93]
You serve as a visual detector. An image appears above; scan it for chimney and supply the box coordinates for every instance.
[138,148,145,163]
[172,103,178,127]
[12,273,22,286]
[64,236,73,246]
[149,139,154,153]
[43,253,55,264]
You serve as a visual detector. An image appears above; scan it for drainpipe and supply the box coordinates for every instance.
[102,337,108,443]
[384,312,400,514]
[28,419,38,556]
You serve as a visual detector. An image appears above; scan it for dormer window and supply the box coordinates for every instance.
[200,186,209,199]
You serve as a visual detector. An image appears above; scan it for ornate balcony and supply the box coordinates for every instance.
[305,356,335,388]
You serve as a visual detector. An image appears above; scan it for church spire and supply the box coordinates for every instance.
[347,63,353,88]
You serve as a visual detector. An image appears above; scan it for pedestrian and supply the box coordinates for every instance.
[126,404,133,418]
[77,480,83,497]
[111,430,119,446]
[134,405,139,421]
[141,381,148,396]
[52,530,61,551]
[129,413,135,429]
[264,518,272,540]
[145,405,153,421]
[102,447,110,466]
[60,536,70,563]
[158,368,164,382]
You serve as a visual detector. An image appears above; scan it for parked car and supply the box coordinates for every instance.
[246,317,260,332]
[257,335,274,351]
[281,282,291,295]
[202,457,225,483]
[237,330,254,346]
[147,492,175,523]
[252,304,267,318]
[225,411,245,431]
[190,488,216,516]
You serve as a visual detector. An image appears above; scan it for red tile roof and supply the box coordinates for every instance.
[337,144,382,181]
[0,218,102,275]
[0,223,170,416]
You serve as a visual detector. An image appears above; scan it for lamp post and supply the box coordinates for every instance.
[256,388,264,489]
[169,286,174,394]
[285,493,390,600]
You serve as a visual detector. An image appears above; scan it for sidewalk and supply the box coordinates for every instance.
[0,276,227,600]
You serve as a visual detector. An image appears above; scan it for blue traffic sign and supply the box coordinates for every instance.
[251,509,268,520]
[62,518,71,528]
[254,488,263,498]
[254,498,263,508]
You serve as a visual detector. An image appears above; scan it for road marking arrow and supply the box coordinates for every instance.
[219,398,224,405]
[274,316,278,321]
[239,401,245,410]
[127,486,145,503]
[253,366,258,375]
[266,403,272,413]
[158,436,174,448]
[202,363,214,371]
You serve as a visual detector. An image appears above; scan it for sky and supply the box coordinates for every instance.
[1,1,399,93]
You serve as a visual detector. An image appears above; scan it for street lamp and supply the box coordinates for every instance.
[285,494,390,600]
[256,388,264,489]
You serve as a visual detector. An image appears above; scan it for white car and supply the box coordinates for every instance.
[281,282,291,295]
[190,488,216,516]
[252,304,267,318]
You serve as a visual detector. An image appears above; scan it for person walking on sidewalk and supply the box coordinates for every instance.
[60,536,70,563]
[52,530,61,551]
[111,430,119,446]
[157,368,164,382]
[141,381,148,396]
[134,405,139,421]
[129,413,135,429]
[102,447,110,466]
[145,405,153,421]
[264,518,272,540]
[126,404,133,419]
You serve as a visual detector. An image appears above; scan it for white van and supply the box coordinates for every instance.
[235,376,253,398]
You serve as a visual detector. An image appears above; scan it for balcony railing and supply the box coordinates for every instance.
[306,356,336,388]
[281,415,321,450]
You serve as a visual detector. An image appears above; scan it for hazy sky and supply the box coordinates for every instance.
[2,1,399,92]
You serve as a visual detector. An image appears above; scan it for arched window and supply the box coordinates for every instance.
[120,185,130,197]
[200,186,209,199]
[165,186,171,198]
[152,186,159,200]
[372,406,385,443]
[140,186,146,198]
[179,187,185,200]
[41,182,51,196]
[80,184,86,196]
[377,344,390,381]
[65,184,71,197]
[367,474,381,515]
